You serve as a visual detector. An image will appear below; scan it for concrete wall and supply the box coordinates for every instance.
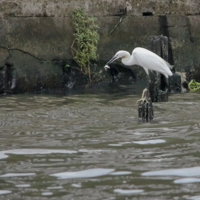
[1,0,200,17]
[0,0,200,92]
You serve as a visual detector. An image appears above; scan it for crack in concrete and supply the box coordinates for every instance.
[0,45,45,63]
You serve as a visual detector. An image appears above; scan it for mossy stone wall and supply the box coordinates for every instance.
[0,0,200,92]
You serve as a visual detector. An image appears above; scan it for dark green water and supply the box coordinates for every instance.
[0,84,200,200]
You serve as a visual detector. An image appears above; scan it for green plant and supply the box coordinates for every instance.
[71,9,99,82]
[64,64,70,70]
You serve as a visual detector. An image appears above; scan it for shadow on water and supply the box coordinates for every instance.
[0,80,200,199]
[38,79,146,97]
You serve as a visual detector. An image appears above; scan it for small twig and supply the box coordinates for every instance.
[108,15,125,36]
[88,65,92,83]
[70,39,77,57]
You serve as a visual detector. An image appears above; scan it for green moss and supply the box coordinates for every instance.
[188,79,200,92]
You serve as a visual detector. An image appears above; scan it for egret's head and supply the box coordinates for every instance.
[106,51,128,65]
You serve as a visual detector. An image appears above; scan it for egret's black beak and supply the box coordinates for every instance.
[106,56,117,65]
[105,55,118,71]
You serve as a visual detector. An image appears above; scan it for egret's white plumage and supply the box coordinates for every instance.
[106,47,173,78]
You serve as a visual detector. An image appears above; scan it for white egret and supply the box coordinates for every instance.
[105,47,173,89]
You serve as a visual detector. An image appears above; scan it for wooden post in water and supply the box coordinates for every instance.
[148,35,169,102]
[138,101,154,122]
[138,88,154,122]
[138,35,182,121]
[138,35,168,122]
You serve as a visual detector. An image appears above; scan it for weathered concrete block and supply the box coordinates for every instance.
[1,50,63,93]
[0,48,9,67]
[0,0,200,93]
[1,0,200,17]
[98,16,160,60]
[188,16,200,69]
[167,15,194,71]
[0,17,73,60]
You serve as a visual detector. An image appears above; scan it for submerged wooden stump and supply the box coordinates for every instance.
[149,77,169,102]
[138,100,154,122]
[169,73,181,93]
[138,88,154,122]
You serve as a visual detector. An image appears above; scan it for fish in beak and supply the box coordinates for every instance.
[104,65,110,71]
[104,55,118,71]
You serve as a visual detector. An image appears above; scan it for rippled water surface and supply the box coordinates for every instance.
[0,84,200,200]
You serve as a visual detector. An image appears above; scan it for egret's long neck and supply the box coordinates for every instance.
[121,52,133,66]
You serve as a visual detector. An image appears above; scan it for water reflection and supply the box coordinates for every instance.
[0,84,200,199]
[113,189,144,195]
[174,178,200,184]
[51,168,115,179]
[0,190,12,195]
[0,173,36,178]
[142,166,200,177]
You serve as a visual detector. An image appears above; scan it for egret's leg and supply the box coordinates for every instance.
[146,75,151,89]
[137,74,151,103]
[151,71,159,79]
[137,88,149,103]
[152,72,159,83]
